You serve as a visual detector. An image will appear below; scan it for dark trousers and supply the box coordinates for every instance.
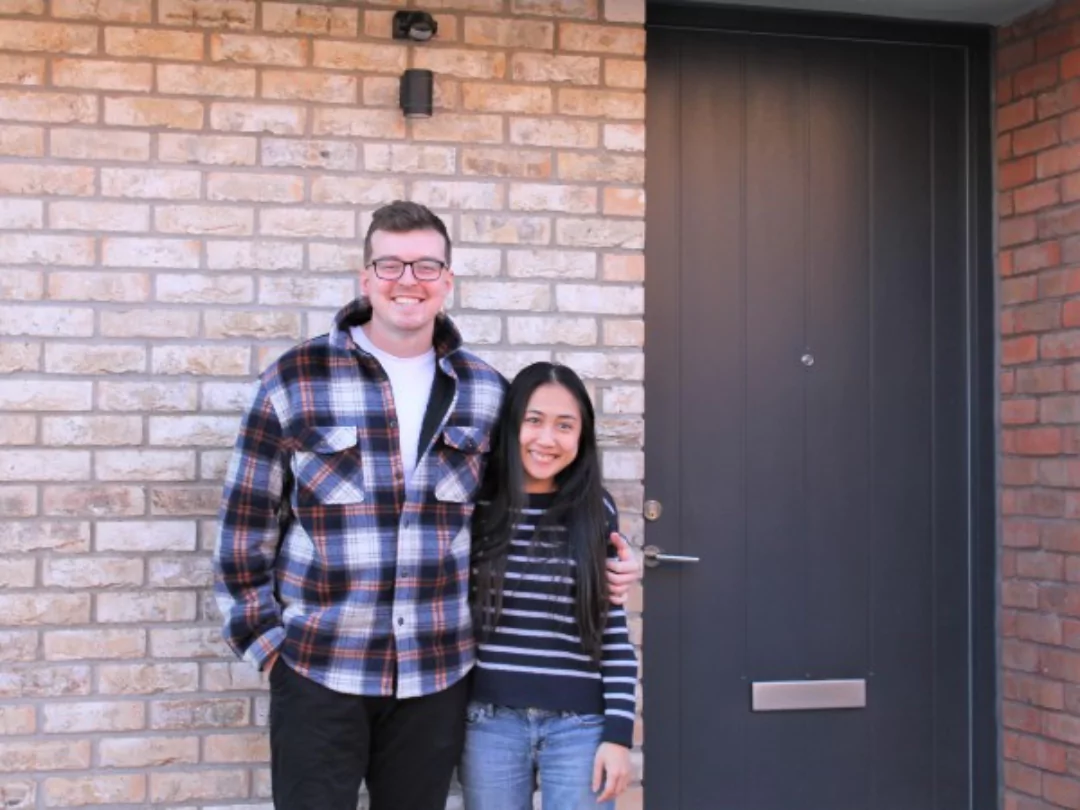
[269,661,468,810]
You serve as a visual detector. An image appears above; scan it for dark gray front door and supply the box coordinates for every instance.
[644,15,991,810]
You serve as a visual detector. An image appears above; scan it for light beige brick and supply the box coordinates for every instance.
[98,381,198,411]
[473,348,553,378]
[309,242,366,273]
[204,310,302,339]
[0,0,43,12]
[104,27,204,60]
[605,57,645,89]
[51,128,151,161]
[0,342,40,373]
[211,33,307,66]
[603,252,643,281]
[0,451,90,481]
[604,121,644,152]
[0,665,93,700]
[364,143,457,175]
[560,22,644,54]
[312,107,406,138]
[454,314,502,344]
[205,732,270,763]
[424,0,502,9]
[0,164,93,196]
[558,87,644,119]
[462,147,552,178]
[460,214,551,245]
[157,274,253,304]
[44,344,147,374]
[463,17,554,47]
[159,0,256,29]
[0,521,90,552]
[148,555,214,587]
[412,113,504,144]
[511,53,600,85]
[557,283,642,314]
[0,740,90,772]
[262,70,357,103]
[152,345,252,378]
[99,662,199,694]
[96,591,198,623]
[0,267,43,296]
[601,449,644,480]
[151,698,250,729]
[0,486,37,517]
[200,449,233,478]
[203,661,266,691]
[96,520,196,553]
[604,0,643,21]
[603,186,645,216]
[102,237,200,268]
[0,304,93,336]
[207,172,303,202]
[209,102,306,134]
[49,201,150,232]
[43,775,146,806]
[101,309,200,338]
[312,40,406,73]
[462,83,553,114]
[43,701,144,733]
[260,208,355,238]
[509,316,597,345]
[0,21,98,54]
[158,64,256,97]
[413,47,506,80]
[603,318,644,346]
[150,627,229,658]
[260,276,355,306]
[0,594,90,626]
[0,88,97,122]
[452,247,503,276]
[207,240,304,270]
[262,2,357,35]
[510,184,597,214]
[507,250,596,279]
[150,769,248,803]
[53,58,153,91]
[42,415,143,446]
[0,55,45,86]
[159,133,258,166]
[262,139,357,170]
[0,560,36,589]
[54,0,152,21]
[0,779,35,809]
[155,205,254,236]
[557,217,644,248]
[412,180,503,210]
[43,485,146,517]
[98,735,199,768]
[0,234,95,266]
[95,450,197,482]
[0,706,35,734]
[0,415,36,445]
[105,97,204,129]
[311,176,405,205]
[514,0,597,15]
[43,628,146,659]
[0,125,44,157]
[460,281,551,311]
[101,168,202,199]
[554,350,643,380]
[147,415,241,447]
[149,485,220,516]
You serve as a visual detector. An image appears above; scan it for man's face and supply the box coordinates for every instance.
[361,228,453,348]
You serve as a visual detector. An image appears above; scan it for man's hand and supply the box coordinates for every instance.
[606,533,642,606]
[592,742,632,802]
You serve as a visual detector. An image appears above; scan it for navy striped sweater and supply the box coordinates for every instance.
[471,491,638,748]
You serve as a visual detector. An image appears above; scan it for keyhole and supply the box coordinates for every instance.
[801,353,815,367]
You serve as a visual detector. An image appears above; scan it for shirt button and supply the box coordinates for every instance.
[399,570,409,578]
[397,617,405,626]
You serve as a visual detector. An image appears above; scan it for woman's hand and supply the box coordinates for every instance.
[592,742,632,802]
[606,534,642,605]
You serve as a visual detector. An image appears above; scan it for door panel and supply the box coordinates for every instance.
[644,21,980,810]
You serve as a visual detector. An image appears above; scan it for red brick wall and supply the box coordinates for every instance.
[999,2,1080,808]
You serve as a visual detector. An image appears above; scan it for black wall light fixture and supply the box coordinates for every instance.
[392,12,439,118]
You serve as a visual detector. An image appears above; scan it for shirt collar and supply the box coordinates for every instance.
[330,298,464,360]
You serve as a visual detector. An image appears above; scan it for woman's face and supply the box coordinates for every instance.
[519,383,582,494]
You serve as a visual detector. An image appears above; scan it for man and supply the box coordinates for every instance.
[213,201,641,810]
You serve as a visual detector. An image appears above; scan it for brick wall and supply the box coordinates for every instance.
[998,2,1080,808]
[0,0,646,806]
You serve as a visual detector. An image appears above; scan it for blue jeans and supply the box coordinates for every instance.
[459,702,614,810]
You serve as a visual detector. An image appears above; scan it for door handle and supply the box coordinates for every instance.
[643,545,700,568]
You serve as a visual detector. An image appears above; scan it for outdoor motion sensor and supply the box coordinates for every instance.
[392,11,438,42]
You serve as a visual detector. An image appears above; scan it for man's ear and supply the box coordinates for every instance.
[359,266,371,297]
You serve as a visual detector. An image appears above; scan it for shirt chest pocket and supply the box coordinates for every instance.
[291,426,365,508]
[433,426,489,505]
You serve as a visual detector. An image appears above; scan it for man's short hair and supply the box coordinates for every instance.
[364,201,452,265]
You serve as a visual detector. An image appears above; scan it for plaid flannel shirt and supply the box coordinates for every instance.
[213,298,506,698]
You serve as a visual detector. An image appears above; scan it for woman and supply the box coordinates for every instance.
[461,362,638,810]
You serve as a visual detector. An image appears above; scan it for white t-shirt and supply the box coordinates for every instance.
[350,326,437,486]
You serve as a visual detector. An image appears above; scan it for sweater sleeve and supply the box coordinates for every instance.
[600,491,639,748]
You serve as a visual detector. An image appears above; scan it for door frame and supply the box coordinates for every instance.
[641,5,997,807]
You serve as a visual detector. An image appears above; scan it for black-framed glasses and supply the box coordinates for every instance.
[367,258,447,282]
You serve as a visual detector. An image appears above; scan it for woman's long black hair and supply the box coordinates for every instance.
[471,362,609,663]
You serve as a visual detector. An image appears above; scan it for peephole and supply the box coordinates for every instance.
[392,11,439,42]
